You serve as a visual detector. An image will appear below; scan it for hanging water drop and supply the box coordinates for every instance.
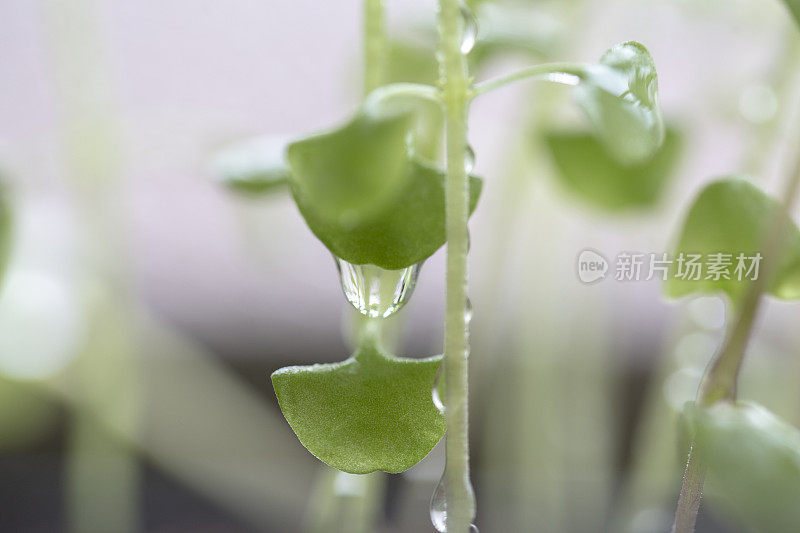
[432,366,445,413]
[459,4,478,55]
[430,474,447,532]
[430,472,479,532]
[464,297,473,325]
[464,145,475,174]
[335,257,422,318]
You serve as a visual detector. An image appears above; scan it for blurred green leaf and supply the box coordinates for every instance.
[471,3,562,62]
[665,178,800,304]
[0,377,59,450]
[386,41,439,85]
[690,401,800,532]
[0,189,10,283]
[574,42,665,165]
[783,0,800,27]
[385,42,444,162]
[295,158,482,269]
[544,127,681,211]
[287,111,414,228]
[212,136,290,195]
[271,339,445,474]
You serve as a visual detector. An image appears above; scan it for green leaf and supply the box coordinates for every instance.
[544,127,681,211]
[574,41,665,165]
[212,135,290,195]
[0,376,59,451]
[384,43,444,162]
[665,178,800,304]
[471,3,561,62]
[0,188,10,284]
[386,41,439,85]
[287,111,414,228]
[293,159,482,270]
[690,401,800,532]
[783,0,800,28]
[271,339,445,474]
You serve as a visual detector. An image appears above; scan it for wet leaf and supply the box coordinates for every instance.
[545,127,681,211]
[293,159,482,270]
[287,111,415,227]
[665,178,800,304]
[271,338,445,474]
[574,41,665,165]
[690,402,800,532]
[212,135,290,195]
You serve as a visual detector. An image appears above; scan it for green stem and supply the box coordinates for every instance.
[363,0,387,95]
[437,1,474,532]
[471,63,584,98]
[362,83,442,115]
[671,126,800,533]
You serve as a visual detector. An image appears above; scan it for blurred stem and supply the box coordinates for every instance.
[41,0,139,531]
[306,469,384,533]
[303,2,392,531]
[437,1,474,532]
[471,63,583,98]
[742,31,800,176]
[364,0,387,94]
[363,83,441,113]
[672,113,800,533]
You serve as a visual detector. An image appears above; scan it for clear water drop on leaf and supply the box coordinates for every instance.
[459,4,478,55]
[464,297,473,325]
[573,41,665,165]
[335,256,422,318]
[464,145,475,174]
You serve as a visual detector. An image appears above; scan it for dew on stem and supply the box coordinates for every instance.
[335,256,422,318]
[430,471,479,532]
[459,3,478,55]
[464,146,475,174]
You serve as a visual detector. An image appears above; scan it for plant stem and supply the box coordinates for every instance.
[363,0,387,95]
[362,83,442,115]
[471,62,584,98]
[436,1,474,532]
[671,124,800,533]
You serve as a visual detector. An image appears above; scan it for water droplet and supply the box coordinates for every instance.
[430,469,478,532]
[335,257,421,318]
[464,145,475,174]
[459,4,478,55]
[432,366,445,413]
[430,475,447,532]
[464,297,473,325]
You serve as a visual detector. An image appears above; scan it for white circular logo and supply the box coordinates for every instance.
[576,249,608,284]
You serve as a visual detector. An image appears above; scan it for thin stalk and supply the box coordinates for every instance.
[671,127,800,533]
[362,83,442,115]
[471,63,584,98]
[437,1,474,532]
[363,0,387,95]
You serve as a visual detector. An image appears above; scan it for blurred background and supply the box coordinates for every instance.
[2,0,800,531]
